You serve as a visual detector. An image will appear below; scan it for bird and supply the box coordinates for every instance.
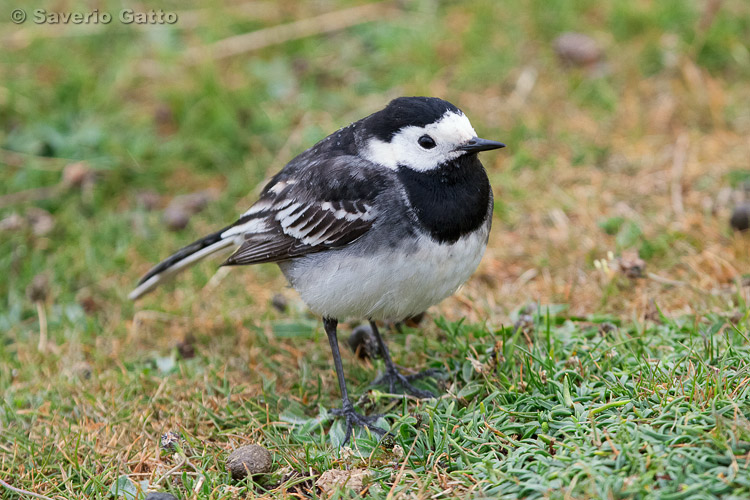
[129,96,505,444]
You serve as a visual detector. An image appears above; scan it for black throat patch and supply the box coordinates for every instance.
[397,154,491,244]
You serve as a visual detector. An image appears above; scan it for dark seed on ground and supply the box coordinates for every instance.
[227,444,272,480]
[730,203,750,231]
[145,493,179,500]
[271,293,288,313]
[176,334,196,359]
[348,324,380,360]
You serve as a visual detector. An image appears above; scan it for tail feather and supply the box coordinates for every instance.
[129,227,237,301]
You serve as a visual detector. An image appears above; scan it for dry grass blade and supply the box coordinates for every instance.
[183,1,400,63]
[671,133,689,221]
[0,478,54,500]
[0,149,75,170]
[175,1,283,28]
[0,185,61,209]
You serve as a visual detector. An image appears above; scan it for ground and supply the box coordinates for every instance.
[1,0,750,498]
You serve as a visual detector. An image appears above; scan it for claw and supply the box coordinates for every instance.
[364,320,442,399]
[369,368,440,399]
[330,404,388,445]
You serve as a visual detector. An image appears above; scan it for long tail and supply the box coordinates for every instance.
[129,226,237,301]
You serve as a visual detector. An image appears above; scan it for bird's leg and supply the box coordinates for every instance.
[324,317,386,445]
[368,320,438,398]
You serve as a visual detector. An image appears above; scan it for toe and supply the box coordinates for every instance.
[330,406,389,445]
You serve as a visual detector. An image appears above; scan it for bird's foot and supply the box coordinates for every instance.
[369,367,441,399]
[330,404,387,445]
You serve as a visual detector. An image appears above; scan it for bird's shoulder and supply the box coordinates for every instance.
[264,151,396,204]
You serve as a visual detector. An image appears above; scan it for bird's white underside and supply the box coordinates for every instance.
[279,225,489,321]
[130,222,489,319]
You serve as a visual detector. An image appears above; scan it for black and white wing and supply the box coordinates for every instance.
[221,183,377,266]
[129,155,388,300]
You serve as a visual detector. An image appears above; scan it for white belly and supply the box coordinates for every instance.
[279,228,489,321]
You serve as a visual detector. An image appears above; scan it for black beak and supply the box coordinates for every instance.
[458,137,506,153]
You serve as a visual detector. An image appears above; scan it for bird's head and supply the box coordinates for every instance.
[360,96,505,172]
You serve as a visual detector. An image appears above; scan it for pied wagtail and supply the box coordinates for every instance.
[130,96,505,444]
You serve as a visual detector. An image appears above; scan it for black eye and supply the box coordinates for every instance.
[418,135,436,149]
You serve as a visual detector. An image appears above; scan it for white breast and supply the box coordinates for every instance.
[279,226,489,321]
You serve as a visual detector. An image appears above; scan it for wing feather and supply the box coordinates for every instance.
[221,161,382,266]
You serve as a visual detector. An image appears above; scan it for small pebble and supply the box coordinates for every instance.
[145,493,179,500]
[730,203,750,232]
[0,213,25,232]
[271,293,288,313]
[27,208,55,236]
[162,191,214,231]
[70,361,93,380]
[154,104,176,135]
[618,250,646,279]
[77,292,99,314]
[162,204,191,231]
[347,324,381,360]
[513,314,534,334]
[176,334,196,359]
[62,162,94,188]
[553,32,602,66]
[177,191,213,214]
[598,322,617,334]
[226,444,272,480]
[136,190,162,211]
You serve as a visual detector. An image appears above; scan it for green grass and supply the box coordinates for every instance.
[4,310,750,498]
[2,0,750,498]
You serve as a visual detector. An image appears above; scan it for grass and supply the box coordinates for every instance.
[2,0,750,498]
[4,310,750,498]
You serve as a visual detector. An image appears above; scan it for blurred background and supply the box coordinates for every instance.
[2,0,749,332]
[2,0,750,495]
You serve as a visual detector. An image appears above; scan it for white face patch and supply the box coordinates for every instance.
[361,111,478,172]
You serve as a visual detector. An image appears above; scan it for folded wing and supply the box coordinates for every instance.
[129,156,386,300]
